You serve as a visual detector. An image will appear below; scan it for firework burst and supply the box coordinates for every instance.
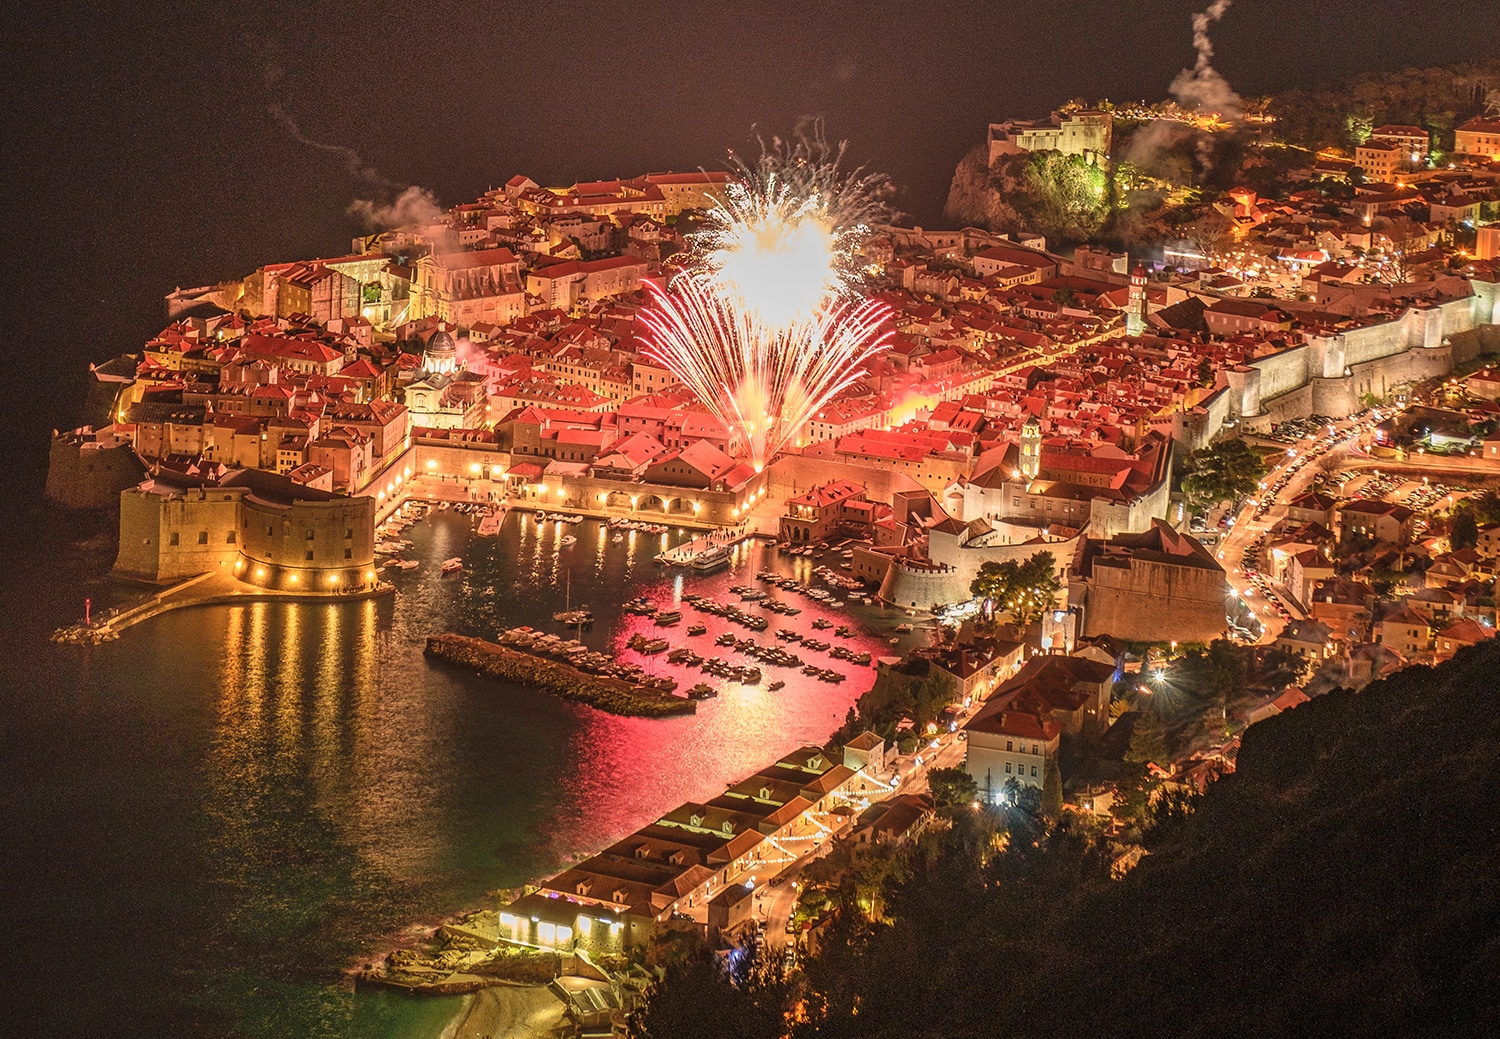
[693,131,893,325]
[641,130,895,469]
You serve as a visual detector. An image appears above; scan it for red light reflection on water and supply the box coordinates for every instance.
[542,552,898,856]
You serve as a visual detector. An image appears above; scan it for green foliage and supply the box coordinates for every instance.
[627,948,792,1039]
[1269,57,1499,151]
[1040,758,1063,818]
[969,551,1061,629]
[629,641,1500,1039]
[1451,492,1500,551]
[1125,708,1169,768]
[927,767,978,808]
[1181,438,1268,514]
[1141,785,1199,850]
[1197,356,1214,389]
[1450,507,1479,550]
[1010,152,1112,243]
[1259,645,1309,690]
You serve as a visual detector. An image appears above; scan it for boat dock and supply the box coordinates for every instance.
[654,522,754,567]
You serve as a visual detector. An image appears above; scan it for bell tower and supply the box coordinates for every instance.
[1126,262,1148,338]
[1019,416,1042,483]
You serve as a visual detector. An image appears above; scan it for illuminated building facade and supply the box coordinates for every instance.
[113,471,377,592]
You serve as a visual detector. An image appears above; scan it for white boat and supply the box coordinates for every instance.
[895,623,914,633]
[440,557,463,573]
[612,533,624,543]
[559,535,577,546]
[477,510,503,536]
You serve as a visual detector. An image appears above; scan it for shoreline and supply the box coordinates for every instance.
[50,571,394,644]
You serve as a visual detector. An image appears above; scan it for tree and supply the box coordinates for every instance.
[1185,210,1234,265]
[970,551,1062,629]
[928,767,979,808]
[1041,759,1064,818]
[1181,438,1268,514]
[1126,708,1170,769]
[1016,151,1112,242]
[1450,508,1479,551]
[1259,645,1308,690]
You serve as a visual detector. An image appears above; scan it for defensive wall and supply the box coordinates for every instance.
[45,434,147,510]
[880,524,1084,610]
[1232,288,1500,429]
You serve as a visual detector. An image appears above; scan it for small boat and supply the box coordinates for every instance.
[895,623,914,633]
[687,623,707,636]
[767,680,786,691]
[559,535,577,546]
[812,617,833,630]
[440,557,463,573]
[654,609,682,625]
[612,534,624,543]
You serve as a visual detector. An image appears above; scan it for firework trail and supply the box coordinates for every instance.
[640,276,891,469]
[642,128,895,469]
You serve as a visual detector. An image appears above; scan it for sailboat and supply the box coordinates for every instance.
[553,570,592,627]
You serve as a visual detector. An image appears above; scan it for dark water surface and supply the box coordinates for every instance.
[1,506,919,1037]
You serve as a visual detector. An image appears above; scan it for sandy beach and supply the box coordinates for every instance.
[447,984,566,1039]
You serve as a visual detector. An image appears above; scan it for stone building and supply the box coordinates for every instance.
[943,430,1173,541]
[45,427,147,509]
[1068,519,1229,643]
[987,111,1112,166]
[411,247,525,328]
[779,480,876,544]
[113,470,377,592]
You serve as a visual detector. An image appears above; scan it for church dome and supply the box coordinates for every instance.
[423,329,458,374]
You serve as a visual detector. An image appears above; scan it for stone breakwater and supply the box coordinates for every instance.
[423,633,696,717]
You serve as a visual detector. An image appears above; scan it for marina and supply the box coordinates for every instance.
[26,502,932,1039]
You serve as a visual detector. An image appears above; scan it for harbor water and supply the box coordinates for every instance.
[0,505,924,1038]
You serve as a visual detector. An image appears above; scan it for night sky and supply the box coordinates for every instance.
[7,0,1500,496]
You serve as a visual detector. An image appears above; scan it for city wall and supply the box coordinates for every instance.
[45,437,146,510]
[1071,557,1228,644]
[764,454,929,505]
[114,486,244,582]
[882,528,1084,610]
[1170,387,1231,456]
[1239,290,1499,426]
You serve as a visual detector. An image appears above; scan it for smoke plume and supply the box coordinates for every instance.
[1169,0,1242,120]
[348,186,443,231]
[257,40,441,231]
